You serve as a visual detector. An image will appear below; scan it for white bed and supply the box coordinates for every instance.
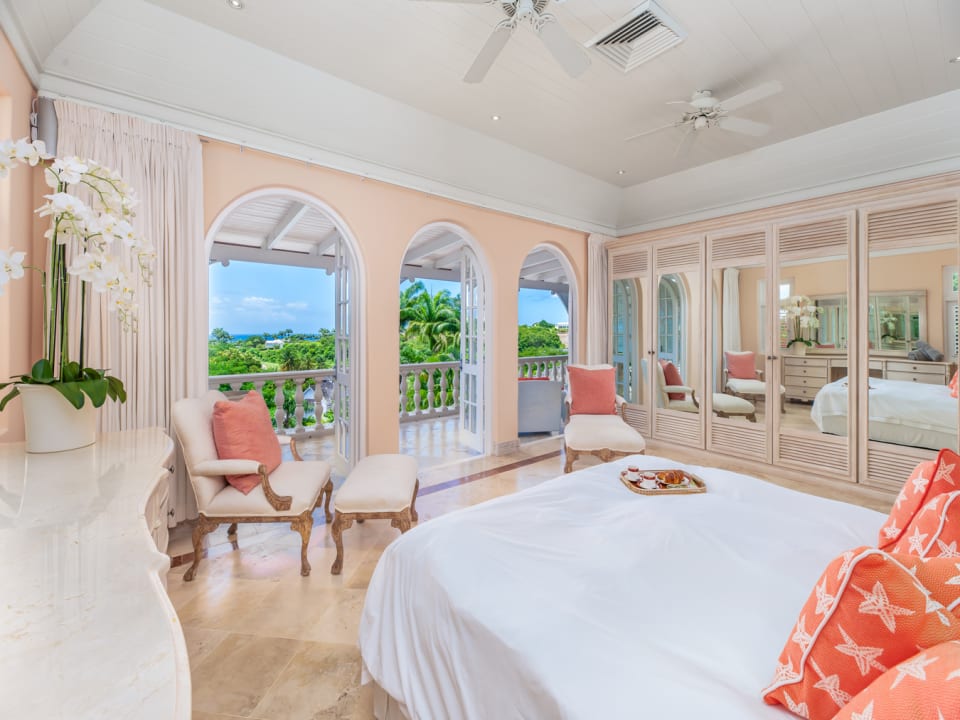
[358,455,884,720]
[811,376,957,451]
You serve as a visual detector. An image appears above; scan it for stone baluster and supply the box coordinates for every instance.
[439,368,449,410]
[274,381,286,430]
[294,378,305,433]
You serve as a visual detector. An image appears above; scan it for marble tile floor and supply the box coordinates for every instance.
[167,438,894,719]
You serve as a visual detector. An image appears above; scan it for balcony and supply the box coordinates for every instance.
[209,354,568,466]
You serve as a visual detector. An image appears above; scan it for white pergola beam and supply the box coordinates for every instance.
[519,279,569,293]
[521,250,556,267]
[212,242,334,270]
[213,230,263,246]
[400,264,461,283]
[264,201,310,250]
[312,227,340,256]
[520,258,563,275]
[403,233,460,264]
[429,246,464,270]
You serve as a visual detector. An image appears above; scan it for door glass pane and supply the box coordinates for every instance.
[657,272,699,413]
[612,278,644,404]
[868,243,957,451]
[713,263,764,424]
[779,250,848,435]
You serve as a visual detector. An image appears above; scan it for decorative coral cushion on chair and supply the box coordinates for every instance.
[567,366,616,415]
[658,360,685,401]
[724,350,757,380]
[879,449,960,553]
[762,547,960,720]
[832,640,960,720]
[212,390,282,494]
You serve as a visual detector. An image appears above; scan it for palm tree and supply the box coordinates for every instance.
[399,281,460,356]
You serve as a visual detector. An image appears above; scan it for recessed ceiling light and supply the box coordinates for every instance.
[491,115,500,121]
[617,169,626,175]
[951,56,960,63]
[226,0,244,9]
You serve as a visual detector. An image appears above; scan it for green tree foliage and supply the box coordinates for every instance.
[518,322,566,357]
[399,281,460,359]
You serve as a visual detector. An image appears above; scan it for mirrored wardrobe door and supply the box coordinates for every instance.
[861,197,960,492]
[652,238,704,448]
[773,214,855,481]
[706,228,771,463]
[609,247,652,436]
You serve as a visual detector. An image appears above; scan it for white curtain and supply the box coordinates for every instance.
[722,267,741,353]
[586,233,611,364]
[55,99,206,525]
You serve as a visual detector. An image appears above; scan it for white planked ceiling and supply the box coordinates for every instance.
[135,0,960,185]
[3,0,960,230]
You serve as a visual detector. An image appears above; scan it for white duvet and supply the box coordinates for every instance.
[359,455,885,720]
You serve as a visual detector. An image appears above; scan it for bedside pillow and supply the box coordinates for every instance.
[832,641,960,720]
[762,547,960,720]
[212,390,282,494]
[878,459,939,549]
[567,366,616,415]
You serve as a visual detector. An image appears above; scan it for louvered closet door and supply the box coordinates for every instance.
[652,238,704,448]
[861,198,960,492]
[609,247,651,436]
[773,214,855,481]
[706,227,772,463]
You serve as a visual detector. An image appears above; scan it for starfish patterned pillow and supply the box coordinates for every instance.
[762,547,960,720]
[831,640,960,720]
[891,489,960,559]
[877,451,960,550]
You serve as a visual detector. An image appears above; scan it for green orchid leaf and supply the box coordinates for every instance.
[106,376,127,403]
[61,362,82,383]
[80,378,108,407]
[54,382,86,409]
[82,367,105,381]
[0,387,20,412]
[29,359,54,383]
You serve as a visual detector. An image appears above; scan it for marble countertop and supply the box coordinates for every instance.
[0,428,189,719]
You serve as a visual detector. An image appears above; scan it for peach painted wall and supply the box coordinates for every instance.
[201,142,587,455]
[0,29,37,442]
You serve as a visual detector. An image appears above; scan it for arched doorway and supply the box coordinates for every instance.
[399,223,491,463]
[204,189,364,469]
[516,244,578,440]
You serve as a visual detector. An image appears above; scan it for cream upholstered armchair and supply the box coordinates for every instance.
[655,361,699,413]
[172,390,333,581]
[562,364,646,473]
[723,350,785,413]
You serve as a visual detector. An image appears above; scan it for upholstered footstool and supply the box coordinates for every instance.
[712,393,757,422]
[330,454,419,575]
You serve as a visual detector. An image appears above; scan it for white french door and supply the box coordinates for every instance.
[334,237,356,466]
[459,246,486,452]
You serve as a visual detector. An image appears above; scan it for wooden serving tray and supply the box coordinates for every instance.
[619,468,707,496]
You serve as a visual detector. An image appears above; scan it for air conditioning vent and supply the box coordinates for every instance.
[585,1,686,73]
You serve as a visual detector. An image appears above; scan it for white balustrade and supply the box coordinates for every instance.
[518,355,568,383]
[399,362,460,423]
[208,369,336,439]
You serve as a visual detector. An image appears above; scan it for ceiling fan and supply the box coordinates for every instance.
[625,81,783,151]
[413,0,590,83]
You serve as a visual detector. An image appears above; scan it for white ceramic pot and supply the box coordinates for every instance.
[18,384,97,453]
[791,343,807,357]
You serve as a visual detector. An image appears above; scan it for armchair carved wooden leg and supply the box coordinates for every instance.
[410,479,419,522]
[184,516,219,582]
[330,511,353,576]
[227,522,238,536]
[564,445,578,474]
[391,509,413,534]
[292,510,313,577]
[322,478,334,523]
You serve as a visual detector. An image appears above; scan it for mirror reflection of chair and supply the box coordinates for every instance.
[655,360,699,413]
[563,364,646,473]
[723,350,785,413]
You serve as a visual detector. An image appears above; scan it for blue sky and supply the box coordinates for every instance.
[210,263,568,335]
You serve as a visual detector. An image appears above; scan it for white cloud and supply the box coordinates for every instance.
[242,296,275,307]
[286,301,309,310]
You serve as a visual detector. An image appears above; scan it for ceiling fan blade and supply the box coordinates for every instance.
[624,121,681,142]
[463,22,514,83]
[673,127,699,159]
[536,16,590,78]
[718,80,783,112]
[718,116,771,136]
[665,100,694,106]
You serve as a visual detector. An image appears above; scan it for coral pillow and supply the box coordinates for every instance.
[659,360,685,401]
[724,350,757,380]
[211,390,282,494]
[832,641,960,720]
[880,449,960,553]
[762,547,960,720]
[567,366,616,415]
[878,458,940,549]
[892,490,960,559]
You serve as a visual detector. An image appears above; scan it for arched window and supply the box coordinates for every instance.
[658,274,684,371]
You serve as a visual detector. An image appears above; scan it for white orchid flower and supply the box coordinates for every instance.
[12,138,45,166]
[113,219,137,247]
[38,191,90,219]
[50,156,89,185]
[0,248,26,293]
